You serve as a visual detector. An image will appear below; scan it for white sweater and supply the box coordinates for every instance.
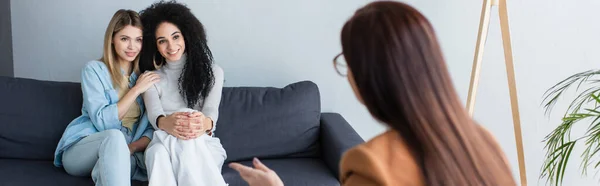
[143,54,224,132]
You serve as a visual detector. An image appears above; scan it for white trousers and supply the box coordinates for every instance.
[145,129,227,186]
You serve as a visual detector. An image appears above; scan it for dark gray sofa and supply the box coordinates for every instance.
[0,76,364,186]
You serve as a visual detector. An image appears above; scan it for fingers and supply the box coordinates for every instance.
[229,159,270,174]
[169,112,205,140]
[176,125,202,139]
[171,131,187,140]
[229,163,258,177]
[180,132,196,139]
[141,71,155,79]
[176,112,192,116]
[176,122,202,131]
[174,126,197,139]
[175,118,187,126]
[187,113,205,125]
[187,112,205,129]
[187,119,203,127]
[143,74,160,84]
[188,132,201,139]
[148,73,160,80]
[139,71,149,78]
[148,74,160,83]
[188,111,204,118]
[176,117,202,130]
[180,113,203,129]
[177,126,203,136]
[171,112,190,119]
[151,76,161,83]
[252,158,271,172]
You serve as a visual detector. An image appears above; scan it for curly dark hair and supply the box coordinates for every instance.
[139,1,214,108]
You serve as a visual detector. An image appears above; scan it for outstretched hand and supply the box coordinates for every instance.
[229,158,284,186]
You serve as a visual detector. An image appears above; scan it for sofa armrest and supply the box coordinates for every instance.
[320,112,364,179]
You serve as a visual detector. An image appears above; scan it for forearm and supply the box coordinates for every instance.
[117,87,141,120]
[129,136,151,153]
[157,115,169,130]
[197,65,224,131]
[143,86,165,130]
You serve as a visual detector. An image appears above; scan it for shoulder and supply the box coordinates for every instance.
[82,60,108,73]
[144,68,168,90]
[211,64,224,77]
[150,67,167,77]
[340,130,424,186]
[80,60,110,85]
[210,64,224,83]
[341,130,399,177]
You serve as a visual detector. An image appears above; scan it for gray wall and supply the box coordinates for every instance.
[0,0,13,77]
[10,0,385,139]
[9,0,600,185]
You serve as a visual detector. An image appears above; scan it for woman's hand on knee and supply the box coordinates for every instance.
[184,112,209,139]
[158,112,189,139]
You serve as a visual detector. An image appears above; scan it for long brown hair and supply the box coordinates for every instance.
[100,9,143,89]
[341,1,516,185]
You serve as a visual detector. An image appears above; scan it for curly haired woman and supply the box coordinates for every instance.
[138,1,227,186]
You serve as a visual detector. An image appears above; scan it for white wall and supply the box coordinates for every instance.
[416,0,600,185]
[10,0,600,185]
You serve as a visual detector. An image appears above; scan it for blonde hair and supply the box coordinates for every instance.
[99,9,143,89]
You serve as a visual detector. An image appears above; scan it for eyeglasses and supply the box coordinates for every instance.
[333,53,348,77]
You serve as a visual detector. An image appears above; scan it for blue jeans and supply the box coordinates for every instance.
[62,128,147,186]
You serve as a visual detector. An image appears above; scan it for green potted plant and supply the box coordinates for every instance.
[542,70,600,185]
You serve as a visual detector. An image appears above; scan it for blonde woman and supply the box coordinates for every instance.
[53,9,159,186]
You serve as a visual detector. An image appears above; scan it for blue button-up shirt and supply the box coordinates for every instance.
[53,60,154,167]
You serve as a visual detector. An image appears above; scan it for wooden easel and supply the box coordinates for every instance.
[465,0,527,185]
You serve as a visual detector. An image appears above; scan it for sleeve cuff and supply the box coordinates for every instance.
[207,116,217,133]
[150,113,165,130]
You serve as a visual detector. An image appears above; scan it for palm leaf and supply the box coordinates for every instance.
[542,70,600,185]
[543,70,600,115]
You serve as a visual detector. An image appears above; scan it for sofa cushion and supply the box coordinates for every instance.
[0,158,338,186]
[0,77,82,160]
[222,158,339,186]
[0,159,147,186]
[216,81,321,162]
[0,159,92,186]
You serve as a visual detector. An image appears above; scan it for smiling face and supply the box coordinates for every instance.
[112,25,143,63]
[155,22,185,62]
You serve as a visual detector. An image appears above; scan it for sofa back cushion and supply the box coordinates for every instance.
[215,81,321,162]
[0,77,82,160]
[0,76,322,163]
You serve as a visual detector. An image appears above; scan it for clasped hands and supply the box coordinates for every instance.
[159,111,212,140]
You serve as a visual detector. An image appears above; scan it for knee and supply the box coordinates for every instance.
[145,143,169,161]
[103,129,126,140]
[100,129,128,152]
